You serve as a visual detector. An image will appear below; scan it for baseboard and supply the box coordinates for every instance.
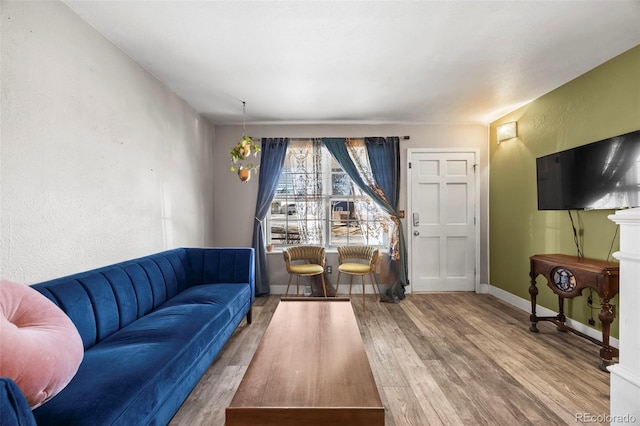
[269,283,385,296]
[269,284,313,296]
[609,364,640,422]
[488,285,619,349]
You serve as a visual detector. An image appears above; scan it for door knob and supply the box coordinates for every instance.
[413,230,420,236]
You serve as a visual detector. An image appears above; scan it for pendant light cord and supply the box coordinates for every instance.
[242,101,247,137]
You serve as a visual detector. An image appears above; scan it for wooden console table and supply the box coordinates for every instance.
[528,254,619,370]
[226,298,384,426]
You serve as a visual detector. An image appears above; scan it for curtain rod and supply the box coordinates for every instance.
[249,136,411,141]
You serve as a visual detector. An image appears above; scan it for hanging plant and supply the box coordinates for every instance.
[230,135,261,172]
[237,168,251,182]
[229,102,261,177]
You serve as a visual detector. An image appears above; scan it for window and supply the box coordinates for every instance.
[268,139,391,249]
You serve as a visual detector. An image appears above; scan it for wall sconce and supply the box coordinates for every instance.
[497,121,517,143]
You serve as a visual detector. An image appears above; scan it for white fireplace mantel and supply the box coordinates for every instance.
[608,207,640,424]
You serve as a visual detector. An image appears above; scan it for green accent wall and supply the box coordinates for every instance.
[489,45,640,339]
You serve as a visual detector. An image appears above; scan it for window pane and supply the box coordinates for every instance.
[270,219,300,245]
[353,196,390,246]
[292,172,323,197]
[271,201,296,215]
[331,200,353,221]
[360,221,387,246]
[329,201,357,245]
[270,198,299,245]
[276,167,294,196]
[330,219,363,246]
[332,172,351,195]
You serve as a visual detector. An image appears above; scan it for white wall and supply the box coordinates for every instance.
[0,1,216,283]
[213,124,488,291]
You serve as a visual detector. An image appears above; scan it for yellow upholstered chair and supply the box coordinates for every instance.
[336,246,379,309]
[282,245,327,297]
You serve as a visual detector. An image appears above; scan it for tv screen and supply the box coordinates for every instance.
[536,129,640,210]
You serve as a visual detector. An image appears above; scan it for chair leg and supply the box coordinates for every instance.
[362,275,366,311]
[296,275,301,296]
[285,274,293,296]
[320,273,327,298]
[336,271,341,295]
[349,275,354,295]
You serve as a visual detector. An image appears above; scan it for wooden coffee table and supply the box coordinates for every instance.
[226,297,384,426]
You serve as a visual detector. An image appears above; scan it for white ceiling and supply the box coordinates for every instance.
[64,0,640,126]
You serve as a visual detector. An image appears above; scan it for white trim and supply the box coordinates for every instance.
[269,283,385,296]
[406,148,481,294]
[609,207,640,422]
[486,124,491,299]
[488,285,619,349]
[613,251,640,262]
[609,364,640,389]
[609,364,640,424]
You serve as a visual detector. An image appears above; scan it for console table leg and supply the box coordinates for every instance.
[598,300,616,369]
[529,276,539,333]
[556,296,567,332]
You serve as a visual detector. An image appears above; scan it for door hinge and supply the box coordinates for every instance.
[409,162,412,169]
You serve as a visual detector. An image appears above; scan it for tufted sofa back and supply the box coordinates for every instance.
[31,248,254,351]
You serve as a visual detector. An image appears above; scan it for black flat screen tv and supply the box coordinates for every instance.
[536,129,640,210]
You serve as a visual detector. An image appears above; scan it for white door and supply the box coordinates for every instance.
[408,150,477,292]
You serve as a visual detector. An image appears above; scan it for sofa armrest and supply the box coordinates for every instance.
[0,377,37,426]
[185,248,255,302]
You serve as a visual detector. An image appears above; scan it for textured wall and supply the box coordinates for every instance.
[489,45,640,337]
[213,123,488,291]
[1,1,216,283]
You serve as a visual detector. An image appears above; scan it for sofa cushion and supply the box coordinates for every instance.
[161,283,252,318]
[0,280,83,409]
[33,283,252,425]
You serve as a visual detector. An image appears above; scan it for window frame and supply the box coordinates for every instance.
[267,143,389,250]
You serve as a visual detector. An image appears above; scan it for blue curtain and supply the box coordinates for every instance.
[365,137,407,302]
[323,137,408,302]
[365,137,400,207]
[251,138,289,296]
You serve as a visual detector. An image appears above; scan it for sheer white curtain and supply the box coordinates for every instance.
[288,139,324,244]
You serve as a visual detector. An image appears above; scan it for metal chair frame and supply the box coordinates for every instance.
[282,245,327,297]
[336,246,379,309]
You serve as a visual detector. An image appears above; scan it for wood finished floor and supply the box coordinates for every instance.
[169,294,611,426]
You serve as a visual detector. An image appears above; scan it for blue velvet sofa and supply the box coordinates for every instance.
[5,247,254,426]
